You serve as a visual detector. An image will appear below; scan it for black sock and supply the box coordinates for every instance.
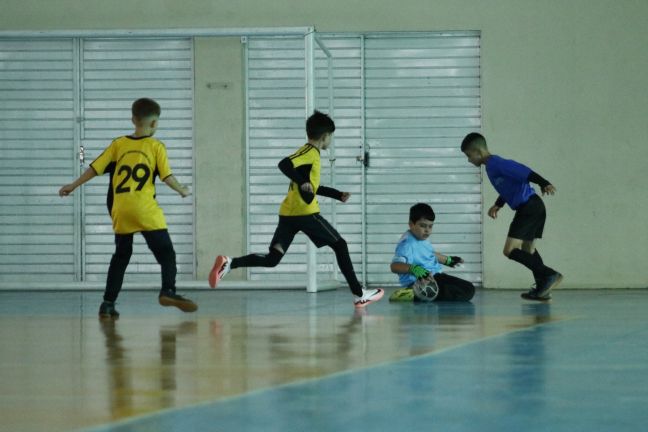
[330,239,364,297]
[509,249,554,278]
[231,249,283,269]
[534,250,557,278]
[532,250,555,281]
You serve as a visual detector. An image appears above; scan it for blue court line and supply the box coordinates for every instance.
[78,315,648,432]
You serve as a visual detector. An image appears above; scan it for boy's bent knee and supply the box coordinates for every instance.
[266,248,283,267]
[503,246,519,258]
[271,243,285,255]
[503,238,524,257]
[331,238,348,252]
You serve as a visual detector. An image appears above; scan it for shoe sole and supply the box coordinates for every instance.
[536,273,563,298]
[159,296,198,312]
[355,288,385,308]
[208,256,227,288]
[521,293,552,302]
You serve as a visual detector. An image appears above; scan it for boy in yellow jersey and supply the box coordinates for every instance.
[209,111,384,308]
[59,98,197,317]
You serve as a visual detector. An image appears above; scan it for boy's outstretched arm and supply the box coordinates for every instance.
[528,172,556,195]
[435,252,464,267]
[390,262,431,278]
[164,175,191,198]
[59,167,97,196]
[316,186,351,202]
[500,159,556,196]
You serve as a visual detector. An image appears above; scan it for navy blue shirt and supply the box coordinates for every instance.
[485,155,536,210]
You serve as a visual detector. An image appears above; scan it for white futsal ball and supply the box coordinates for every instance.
[412,277,439,302]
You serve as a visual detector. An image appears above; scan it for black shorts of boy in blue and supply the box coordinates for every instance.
[390,203,475,302]
[461,132,563,301]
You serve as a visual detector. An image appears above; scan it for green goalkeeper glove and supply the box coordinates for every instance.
[409,264,430,279]
[444,256,463,267]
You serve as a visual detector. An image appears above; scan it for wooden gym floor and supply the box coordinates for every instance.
[1,288,647,431]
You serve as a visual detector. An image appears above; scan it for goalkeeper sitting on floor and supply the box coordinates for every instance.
[389,203,475,302]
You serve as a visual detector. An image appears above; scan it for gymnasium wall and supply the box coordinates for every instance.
[2,0,646,288]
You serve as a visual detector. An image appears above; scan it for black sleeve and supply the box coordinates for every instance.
[527,171,551,189]
[495,196,506,208]
[278,157,308,185]
[316,186,343,201]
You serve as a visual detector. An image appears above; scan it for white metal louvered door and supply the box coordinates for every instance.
[0,39,79,283]
[364,33,482,286]
[316,36,364,283]
[81,38,195,282]
[246,32,482,287]
[246,36,364,282]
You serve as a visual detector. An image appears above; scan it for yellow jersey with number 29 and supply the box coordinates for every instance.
[91,135,172,234]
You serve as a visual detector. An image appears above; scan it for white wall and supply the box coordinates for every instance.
[2,0,646,288]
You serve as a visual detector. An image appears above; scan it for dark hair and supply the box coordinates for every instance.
[306,110,335,140]
[409,203,435,223]
[132,98,161,119]
[461,132,487,152]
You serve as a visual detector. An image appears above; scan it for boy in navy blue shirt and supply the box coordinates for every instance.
[461,132,562,300]
[390,203,475,302]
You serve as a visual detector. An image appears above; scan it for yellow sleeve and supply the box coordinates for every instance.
[288,145,317,168]
[156,141,173,180]
[90,140,116,175]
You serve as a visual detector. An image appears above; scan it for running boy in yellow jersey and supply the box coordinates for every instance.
[59,98,197,317]
[209,111,384,308]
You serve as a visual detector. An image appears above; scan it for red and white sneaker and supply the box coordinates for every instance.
[353,288,384,308]
[209,255,231,288]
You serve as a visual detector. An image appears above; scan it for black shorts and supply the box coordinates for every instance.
[409,273,475,302]
[508,194,546,241]
[270,214,342,252]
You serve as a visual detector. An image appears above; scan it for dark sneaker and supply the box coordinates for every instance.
[159,290,198,312]
[536,272,563,298]
[99,301,120,319]
[521,290,552,301]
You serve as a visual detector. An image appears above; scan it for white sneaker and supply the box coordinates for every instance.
[353,288,385,308]
[208,255,231,288]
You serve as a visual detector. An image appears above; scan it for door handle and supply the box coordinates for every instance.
[356,151,369,167]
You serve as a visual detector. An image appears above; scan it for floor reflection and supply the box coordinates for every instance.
[99,319,132,420]
[99,319,198,419]
[0,290,570,432]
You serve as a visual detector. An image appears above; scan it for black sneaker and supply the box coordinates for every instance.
[521,290,552,301]
[159,290,198,312]
[99,301,120,319]
[536,272,563,298]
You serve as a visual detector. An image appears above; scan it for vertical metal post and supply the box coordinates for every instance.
[190,37,197,279]
[73,38,86,282]
[327,51,338,281]
[314,36,337,283]
[243,36,252,281]
[360,35,367,286]
[72,38,81,281]
[305,29,318,293]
